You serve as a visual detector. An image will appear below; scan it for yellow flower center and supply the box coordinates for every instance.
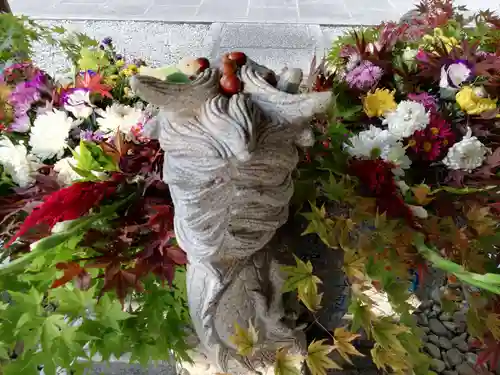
[423,142,432,152]
[408,139,417,147]
[430,127,439,136]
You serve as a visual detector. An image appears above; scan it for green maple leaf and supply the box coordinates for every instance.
[348,300,373,335]
[274,347,303,375]
[302,203,337,248]
[306,340,341,375]
[333,327,364,365]
[281,255,322,311]
[371,319,408,354]
[229,320,259,356]
[95,294,132,330]
[41,314,67,353]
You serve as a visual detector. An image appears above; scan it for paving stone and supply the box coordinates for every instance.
[247,6,300,23]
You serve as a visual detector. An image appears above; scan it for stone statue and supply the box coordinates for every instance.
[130,58,332,375]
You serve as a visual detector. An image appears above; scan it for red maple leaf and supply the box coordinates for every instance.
[76,71,113,99]
[51,262,89,289]
[99,262,145,305]
[6,181,117,247]
[474,335,500,371]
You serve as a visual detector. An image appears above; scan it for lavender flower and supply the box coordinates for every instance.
[344,60,383,91]
[9,114,31,133]
[102,37,113,45]
[80,130,105,142]
[439,59,472,91]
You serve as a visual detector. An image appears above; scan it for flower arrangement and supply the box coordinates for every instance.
[0,31,194,374]
[292,0,500,373]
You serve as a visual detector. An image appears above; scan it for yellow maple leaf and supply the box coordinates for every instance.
[371,343,408,373]
[411,184,434,206]
[333,327,364,364]
[343,251,366,282]
[486,313,500,341]
[229,320,259,356]
[306,340,341,375]
[274,347,303,375]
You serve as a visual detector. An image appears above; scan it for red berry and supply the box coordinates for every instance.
[227,51,247,66]
[196,57,210,72]
[322,140,330,148]
[222,61,237,76]
[220,74,242,95]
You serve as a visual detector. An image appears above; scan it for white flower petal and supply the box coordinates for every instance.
[383,101,430,139]
[442,127,488,172]
[0,137,40,188]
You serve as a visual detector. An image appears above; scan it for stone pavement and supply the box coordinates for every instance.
[9,0,411,25]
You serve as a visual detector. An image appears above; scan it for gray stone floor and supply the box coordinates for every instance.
[10,0,411,25]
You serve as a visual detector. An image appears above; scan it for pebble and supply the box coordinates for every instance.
[465,352,477,366]
[439,336,452,350]
[422,326,431,334]
[456,340,469,353]
[429,319,451,337]
[451,333,468,346]
[429,335,439,346]
[431,359,446,373]
[453,311,466,324]
[433,304,442,313]
[440,312,452,321]
[456,363,475,375]
[443,371,458,375]
[419,300,433,310]
[425,342,441,359]
[418,313,429,326]
[428,311,438,318]
[443,321,457,333]
[446,348,463,367]
[432,288,443,304]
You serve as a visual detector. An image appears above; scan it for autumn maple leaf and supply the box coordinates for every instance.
[473,335,500,371]
[76,71,112,99]
[51,262,90,289]
[99,262,145,305]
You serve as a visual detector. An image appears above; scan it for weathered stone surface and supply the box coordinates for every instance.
[445,348,463,367]
[430,359,446,373]
[131,62,332,373]
[429,319,450,337]
[425,343,441,359]
[439,336,452,350]
[456,363,475,375]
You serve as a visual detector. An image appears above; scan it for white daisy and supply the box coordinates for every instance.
[383,101,430,139]
[442,127,488,172]
[96,103,144,135]
[29,109,76,161]
[0,136,40,188]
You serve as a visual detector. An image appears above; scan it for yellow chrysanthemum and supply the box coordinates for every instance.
[363,89,397,118]
[421,28,459,52]
[115,60,125,68]
[456,86,498,115]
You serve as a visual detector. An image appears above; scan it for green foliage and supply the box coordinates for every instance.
[0,14,97,68]
[0,199,190,373]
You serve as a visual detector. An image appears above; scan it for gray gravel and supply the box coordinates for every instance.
[32,20,212,75]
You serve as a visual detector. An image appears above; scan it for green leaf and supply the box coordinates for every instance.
[274,347,303,375]
[229,320,259,356]
[95,294,131,330]
[281,255,322,311]
[41,314,66,352]
[306,340,341,375]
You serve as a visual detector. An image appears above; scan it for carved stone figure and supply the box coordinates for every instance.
[130,58,332,374]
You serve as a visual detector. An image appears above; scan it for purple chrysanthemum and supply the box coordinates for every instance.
[344,60,383,91]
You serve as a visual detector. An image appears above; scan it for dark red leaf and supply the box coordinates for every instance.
[100,265,144,305]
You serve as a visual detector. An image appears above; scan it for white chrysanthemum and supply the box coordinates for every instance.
[383,101,430,139]
[0,136,40,188]
[96,103,143,134]
[345,125,398,159]
[53,146,107,186]
[29,109,76,161]
[53,156,81,186]
[345,126,412,173]
[64,89,93,119]
[442,128,488,171]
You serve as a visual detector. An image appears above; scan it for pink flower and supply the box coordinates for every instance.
[407,92,438,111]
[416,49,429,63]
[344,60,383,91]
